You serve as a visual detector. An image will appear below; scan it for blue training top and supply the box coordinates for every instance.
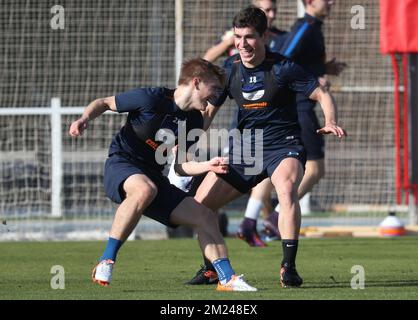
[267,27,288,54]
[109,87,203,172]
[213,50,319,151]
[280,13,326,111]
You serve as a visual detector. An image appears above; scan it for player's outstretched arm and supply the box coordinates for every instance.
[309,86,347,138]
[203,29,235,63]
[69,96,116,137]
[174,156,228,177]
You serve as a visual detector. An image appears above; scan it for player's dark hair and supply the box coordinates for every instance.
[232,6,268,36]
[178,58,225,86]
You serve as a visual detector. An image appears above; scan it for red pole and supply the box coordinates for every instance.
[402,53,410,204]
[391,54,402,204]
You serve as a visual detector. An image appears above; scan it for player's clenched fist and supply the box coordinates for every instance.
[69,117,89,137]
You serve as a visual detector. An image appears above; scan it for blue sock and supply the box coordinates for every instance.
[212,258,235,284]
[100,237,123,262]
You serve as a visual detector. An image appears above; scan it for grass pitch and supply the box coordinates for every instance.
[1,237,418,300]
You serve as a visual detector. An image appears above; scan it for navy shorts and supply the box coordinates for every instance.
[217,140,306,194]
[298,109,325,160]
[103,153,188,227]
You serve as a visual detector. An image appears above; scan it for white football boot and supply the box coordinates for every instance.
[216,274,258,292]
[92,259,114,286]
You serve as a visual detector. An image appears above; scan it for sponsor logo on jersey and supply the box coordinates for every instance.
[242,102,268,109]
[242,77,265,101]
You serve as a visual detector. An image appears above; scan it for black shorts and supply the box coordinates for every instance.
[217,140,306,194]
[298,109,325,160]
[103,153,188,227]
[187,174,207,196]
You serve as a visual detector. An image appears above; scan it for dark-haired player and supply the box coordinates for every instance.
[203,0,289,248]
[188,7,346,288]
[239,0,348,244]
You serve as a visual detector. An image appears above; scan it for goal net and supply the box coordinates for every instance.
[0,0,407,239]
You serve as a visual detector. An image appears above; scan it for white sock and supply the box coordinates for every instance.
[275,193,312,214]
[274,203,280,212]
[244,198,263,220]
[300,192,311,215]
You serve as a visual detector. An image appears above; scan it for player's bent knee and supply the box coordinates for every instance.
[126,183,158,205]
[306,160,325,181]
[307,165,324,180]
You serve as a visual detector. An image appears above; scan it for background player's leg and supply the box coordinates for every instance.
[238,178,273,247]
[297,110,325,215]
[248,178,274,219]
[298,158,325,200]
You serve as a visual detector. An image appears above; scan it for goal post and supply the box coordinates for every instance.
[51,98,63,217]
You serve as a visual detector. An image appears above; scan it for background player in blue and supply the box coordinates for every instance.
[278,0,347,214]
[69,58,257,292]
[189,7,346,288]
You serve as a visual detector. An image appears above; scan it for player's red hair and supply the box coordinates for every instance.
[178,58,225,87]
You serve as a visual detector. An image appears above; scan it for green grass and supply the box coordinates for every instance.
[1,237,418,300]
